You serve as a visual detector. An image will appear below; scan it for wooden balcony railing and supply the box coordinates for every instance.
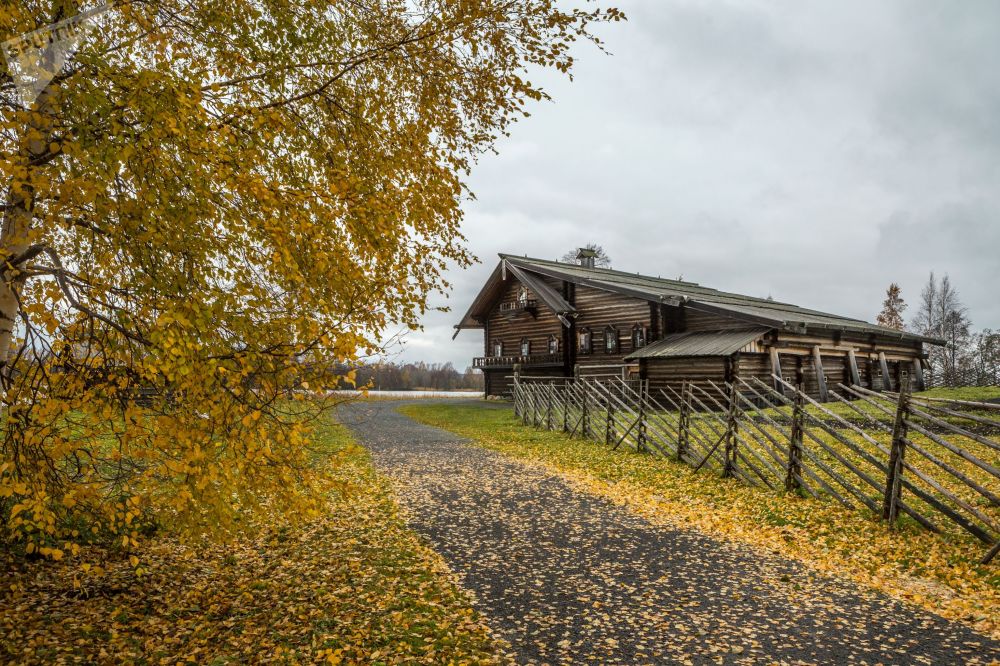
[498,299,537,314]
[473,352,562,369]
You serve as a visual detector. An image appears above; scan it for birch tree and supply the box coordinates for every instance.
[912,271,973,381]
[0,1,622,557]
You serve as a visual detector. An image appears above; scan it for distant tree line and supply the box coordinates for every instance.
[329,361,484,391]
[877,273,999,387]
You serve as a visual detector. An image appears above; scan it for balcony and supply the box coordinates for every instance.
[473,352,562,369]
[498,299,538,316]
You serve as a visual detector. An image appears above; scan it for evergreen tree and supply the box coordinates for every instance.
[876,283,907,331]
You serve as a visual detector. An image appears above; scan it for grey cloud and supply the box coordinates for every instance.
[396,1,1000,368]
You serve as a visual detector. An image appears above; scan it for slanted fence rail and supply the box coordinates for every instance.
[512,373,1000,564]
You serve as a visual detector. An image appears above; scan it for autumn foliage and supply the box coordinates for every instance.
[1,422,502,663]
[0,1,623,559]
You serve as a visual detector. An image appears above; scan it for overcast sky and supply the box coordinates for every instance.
[396,0,1000,369]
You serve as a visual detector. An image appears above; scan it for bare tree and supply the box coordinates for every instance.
[911,272,972,381]
[968,330,1000,385]
[876,283,907,331]
[912,272,937,335]
[938,276,972,377]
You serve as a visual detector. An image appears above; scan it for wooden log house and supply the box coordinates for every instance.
[454,251,943,399]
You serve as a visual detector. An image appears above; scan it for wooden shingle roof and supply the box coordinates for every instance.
[625,328,770,360]
[455,254,943,345]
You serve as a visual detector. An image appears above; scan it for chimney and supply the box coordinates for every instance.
[576,247,598,269]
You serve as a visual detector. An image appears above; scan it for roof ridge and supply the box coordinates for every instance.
[492,253,942,345]
[499,253,703,287]
[502,253,806,308]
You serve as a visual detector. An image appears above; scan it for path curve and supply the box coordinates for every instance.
[339,400,1000,665]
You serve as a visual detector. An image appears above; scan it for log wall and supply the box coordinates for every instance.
[573,284,652,365]
[485,277,564,361]
[484,367,565,398]
[643,356,728,393]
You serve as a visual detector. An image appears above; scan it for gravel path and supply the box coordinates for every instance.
[339,400,1000,665]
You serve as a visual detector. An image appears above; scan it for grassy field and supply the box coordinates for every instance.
[401,401,1000,640]
[920,386,1000,402]
[1,417,503,665]
[760,385,1000,423]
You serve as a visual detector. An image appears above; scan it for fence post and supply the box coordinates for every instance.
[605,387,615,446]
[531,383,544,428]
[521,383,528,425]
[883,375,911,524]
[677,382,690,462]
[562,381,570,432]
[513,364,522,417]
[637,380,648,453]
[722,381,739,477]
[527,383,536,426]
[546,383,554,430]
[785,382,804,492]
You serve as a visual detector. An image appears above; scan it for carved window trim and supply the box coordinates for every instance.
[631,323,647,349]
[604,325,619,354]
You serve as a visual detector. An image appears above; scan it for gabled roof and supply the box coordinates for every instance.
[455,254,943,345]
[504,262,574,323]
[452,258,576,338]
[625,328,769,360]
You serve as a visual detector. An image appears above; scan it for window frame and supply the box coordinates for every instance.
[578,327,592,355]
[547,334,559,355]
[520,337,531,356]
[492,340,503,357]
[604,325,619,354]
[631,323,647,350]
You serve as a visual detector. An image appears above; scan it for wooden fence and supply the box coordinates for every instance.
[925,365,1000,389]
[512,374,1000,564]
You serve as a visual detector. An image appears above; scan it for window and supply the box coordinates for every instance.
[631,323,647,349]
[493,340,503,357]
[517,286,529,305]
[548,335,559,355]
[578,328,592,354]
[520,337,531,356]
[604,326,619,354]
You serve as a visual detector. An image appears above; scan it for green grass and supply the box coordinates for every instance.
[919,386,1000,402]
[400,401,1000,638]
[732,385,1000,426]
